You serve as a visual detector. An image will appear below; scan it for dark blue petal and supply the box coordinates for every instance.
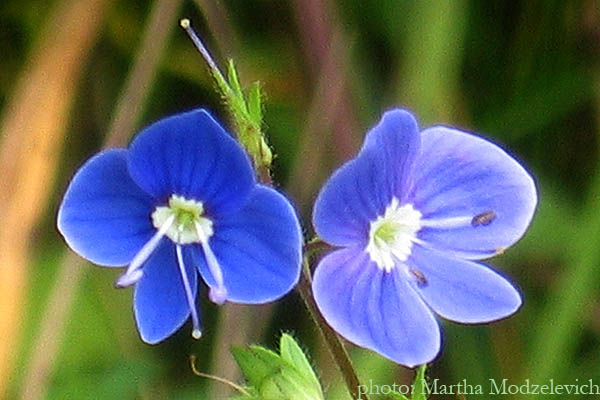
[409,245,522,323]
[133,240,198,344]
[313,109,420,246]
[127,109,255,215]
[191,185,302,303]
[57,149,155,266]
[408,127,537,259]
[312,247,441,367]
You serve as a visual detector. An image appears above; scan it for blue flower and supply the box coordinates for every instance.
[58,109,302,344]
[312,109,537,367]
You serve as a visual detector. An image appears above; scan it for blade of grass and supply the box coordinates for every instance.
[18,0,183,398]
[520,62,600,398]
[0,0,110,395]
[397,0,469,124]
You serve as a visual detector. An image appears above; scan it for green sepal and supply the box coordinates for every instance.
[227,59,245,101]
[248,81,263,125]
[279,334,321,392]
[230,335,324,400]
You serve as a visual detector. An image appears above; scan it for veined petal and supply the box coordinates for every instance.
[409,127,537,259]
[57,149,155,266]
[127,109,255,215]
[360,109,421,190]
[192,185,302,303]
[134,240,198,344]
[313,109,420,247]
[312,247,440,367]
[409,245,522,323]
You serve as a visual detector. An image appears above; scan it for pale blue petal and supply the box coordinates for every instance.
[133,240,198,344]
[409,245,522,323]
[409,127,537,259]
[127,109,255,215]
[312,247,440,367]
[313,109,420,247]
[57,149,155,266]
[192,185,302,303]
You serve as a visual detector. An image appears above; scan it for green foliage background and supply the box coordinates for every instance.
[1,0,599,399]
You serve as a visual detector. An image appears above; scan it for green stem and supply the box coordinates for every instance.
[297,255,367,400]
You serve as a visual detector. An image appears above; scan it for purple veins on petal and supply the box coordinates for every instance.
[134,241,198,344]
[408,126,537,260]
[57,149,155,266]
[312,247,441,367]
[57,109,303,344]
[193,185,303,304]
[408,245,522,323]
[127,109,255,215]
[311,107,537,366]
[313,109,421,247]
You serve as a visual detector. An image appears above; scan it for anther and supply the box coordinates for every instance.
[471,210,496,227]
[410,268,428,286]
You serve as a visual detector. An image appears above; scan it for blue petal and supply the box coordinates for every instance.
[312,247,440,367]
[57,149,155,266]
[133,240,198,344]
[313,109,420,247]
[409,245,522,323]
[408,127,537,259]
[127,109,255,215]
[192,185,302,303]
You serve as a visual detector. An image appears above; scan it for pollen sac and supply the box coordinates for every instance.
[410,268,428,286]
[471,210,496,227]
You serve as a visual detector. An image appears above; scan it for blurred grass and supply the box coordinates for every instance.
[1,0,599,399]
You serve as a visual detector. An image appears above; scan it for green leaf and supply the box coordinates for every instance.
[279,334,321,392]
[231,346,283,391]
[389,393,410,400]
[231,337,324,400]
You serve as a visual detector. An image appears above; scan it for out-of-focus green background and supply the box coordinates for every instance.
[1,0,599,399]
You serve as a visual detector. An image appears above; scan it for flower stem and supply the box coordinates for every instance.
[297,255,368,400]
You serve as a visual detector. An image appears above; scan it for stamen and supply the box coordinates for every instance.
[195,221,227,305]
[176,245,202,339]
[419,210,497,230]
[410,268,428,286]
[115,214,175,288]
[471,210,496,227]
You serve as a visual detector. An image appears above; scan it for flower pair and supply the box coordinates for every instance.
[58,107,536,367]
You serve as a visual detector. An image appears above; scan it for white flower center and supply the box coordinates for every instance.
[366,198,422,272]
[152,195,213,244]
